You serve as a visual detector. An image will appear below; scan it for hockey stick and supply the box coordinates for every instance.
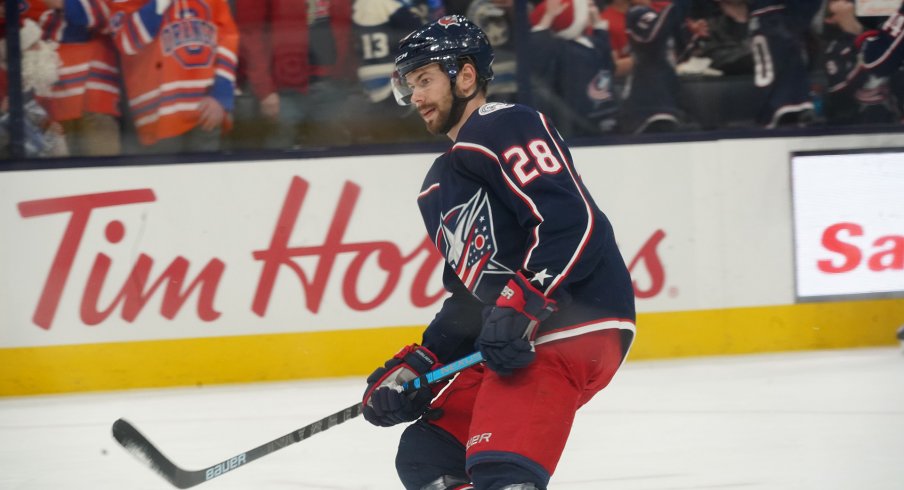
[112,351,485,489]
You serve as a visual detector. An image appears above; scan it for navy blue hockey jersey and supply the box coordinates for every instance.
[416,103,636,363]
[824,28,897,124]
[621,0,689,133]
[530,27,619,136]
[748,0,821,126]
[860,1,904,77]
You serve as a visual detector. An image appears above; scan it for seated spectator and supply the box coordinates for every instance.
[40,0,123,157]
[620,0,690,133]
[530,0,619,135]
[695,0,753,76]
[747,0,821,128]
[236,0,356,150]
[822,0,898,124]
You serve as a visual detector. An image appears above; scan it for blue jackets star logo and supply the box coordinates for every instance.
[436,190,511,291]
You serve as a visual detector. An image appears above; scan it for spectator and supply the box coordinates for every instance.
[822,0,897,124]
[858,0,904,85]
[468,0,519,101]
[620,0,690,133]
[39,0,123,156]
[747,0,821,128]
[530,0,619,135]
[349,0,435,143]
[600,0,633,75]
[0,18,68,157]
[695,0,753,76]
[235,0,356,149]
[104,0,238,153]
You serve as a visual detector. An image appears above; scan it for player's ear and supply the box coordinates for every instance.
[459,61,478,93]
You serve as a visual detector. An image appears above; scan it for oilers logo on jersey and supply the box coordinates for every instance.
[160,1,217,67]
[435,190,511,291]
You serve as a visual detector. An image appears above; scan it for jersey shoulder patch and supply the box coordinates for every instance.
[478,102,515,115]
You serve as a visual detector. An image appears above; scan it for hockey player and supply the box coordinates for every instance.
[361,15,636,490]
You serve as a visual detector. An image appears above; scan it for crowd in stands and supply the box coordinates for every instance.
[2,0,904,158]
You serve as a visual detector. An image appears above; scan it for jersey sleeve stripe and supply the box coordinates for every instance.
[418,183,441,199]
[535,318,635,346]
[537,112,595,296]
[862,32,904,70]
[131,11,153,46]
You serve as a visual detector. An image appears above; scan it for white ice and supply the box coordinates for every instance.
[1,347,903,489]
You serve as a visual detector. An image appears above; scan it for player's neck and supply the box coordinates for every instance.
[447,95,487,141]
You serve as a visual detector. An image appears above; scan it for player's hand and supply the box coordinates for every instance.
[362,344,440,427]
[476,272,557,376]
[197,97,226,131]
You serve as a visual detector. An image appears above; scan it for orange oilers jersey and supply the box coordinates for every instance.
[40,3,121,122]
[106,0,238,145]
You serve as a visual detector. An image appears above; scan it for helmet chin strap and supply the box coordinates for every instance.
[440,82,480,135]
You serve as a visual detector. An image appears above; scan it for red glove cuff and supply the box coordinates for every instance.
[496,272,557,322]
[855,30,880,50]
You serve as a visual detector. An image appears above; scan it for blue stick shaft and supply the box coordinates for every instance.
[404,351,485,390]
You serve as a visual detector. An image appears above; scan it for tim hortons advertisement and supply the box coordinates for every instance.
[0,153,686,349]
[9,131,895,349]
[791,150,904,300]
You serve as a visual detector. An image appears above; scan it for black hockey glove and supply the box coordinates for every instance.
[476,272,557,376]
[362,344,440,427]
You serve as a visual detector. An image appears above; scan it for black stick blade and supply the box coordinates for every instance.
[112,418,204,489]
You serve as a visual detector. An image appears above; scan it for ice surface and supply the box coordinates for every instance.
[1,347,902,489]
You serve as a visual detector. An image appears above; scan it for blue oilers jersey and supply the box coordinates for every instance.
[416,103,636,362]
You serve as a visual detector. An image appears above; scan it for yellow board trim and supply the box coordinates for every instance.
[2,298,902,396]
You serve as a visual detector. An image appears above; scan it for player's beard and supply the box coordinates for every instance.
[421,90,455,136]
[423,86,473,136]
[22,41,61,97]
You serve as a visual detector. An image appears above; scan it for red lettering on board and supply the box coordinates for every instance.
[627,229,666,299]
[16,178,670,330]
[818,222,904,273]
[251,177,445,316]
[18,190,224,329]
